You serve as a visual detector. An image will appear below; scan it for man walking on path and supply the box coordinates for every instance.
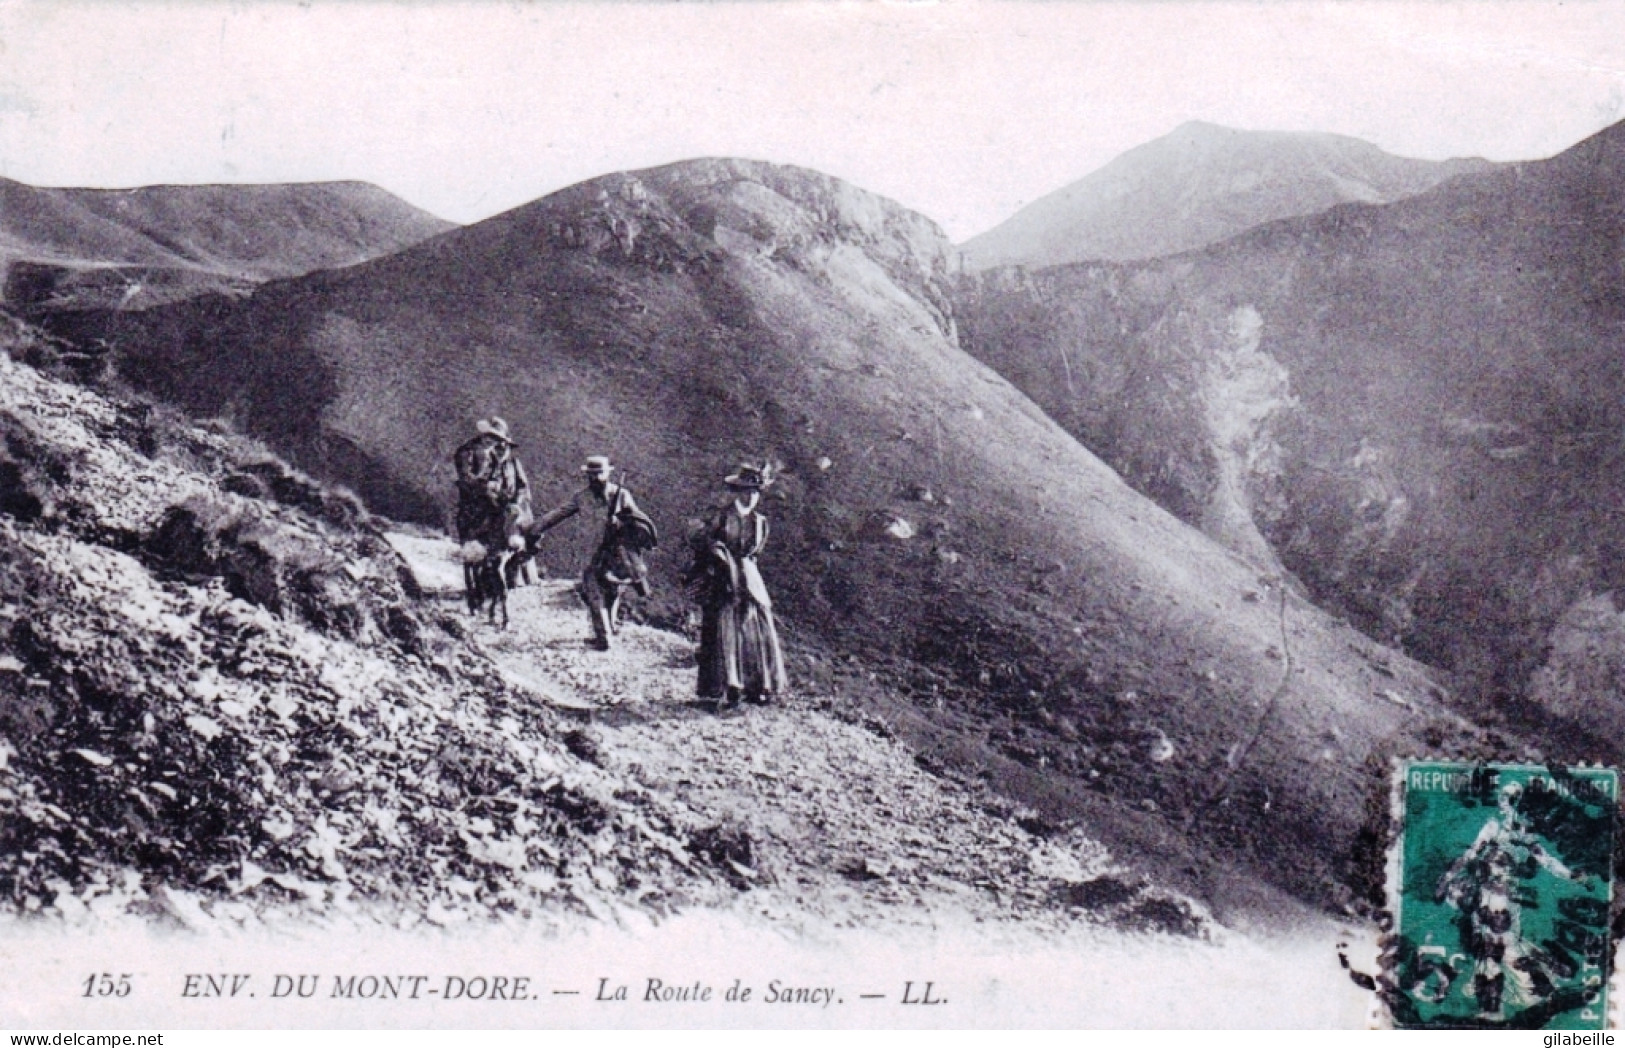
[528,455,658,650]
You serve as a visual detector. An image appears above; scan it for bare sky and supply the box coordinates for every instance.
[1,0,1624,240]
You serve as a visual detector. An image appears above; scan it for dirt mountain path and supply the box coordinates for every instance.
[397,536,1196,935]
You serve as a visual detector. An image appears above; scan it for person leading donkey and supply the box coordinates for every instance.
[528,455,658,650]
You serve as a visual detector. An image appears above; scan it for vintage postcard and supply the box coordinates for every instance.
[3,0,1625,1031]
[1387,762,1616,1029]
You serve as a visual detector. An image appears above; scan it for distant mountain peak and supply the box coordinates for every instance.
[960,124,1493,270]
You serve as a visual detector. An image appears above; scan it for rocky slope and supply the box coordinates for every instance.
[1,336,1199,936]
[955,117,1625,752]
[47,160,1474,914]
[0,179,453,313]
[959,121,1490,270]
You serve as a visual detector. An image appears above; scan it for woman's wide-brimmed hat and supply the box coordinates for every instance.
[475,416,516,444]
[724,462,773,490]
[580,455,615,477]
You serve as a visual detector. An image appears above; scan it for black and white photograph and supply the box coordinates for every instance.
[3,0,1625,1029]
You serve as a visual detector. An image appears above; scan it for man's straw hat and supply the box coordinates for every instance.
[724,462,773,490]
[475,417,516,444]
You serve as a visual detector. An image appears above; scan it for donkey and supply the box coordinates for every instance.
[461,539,511,629]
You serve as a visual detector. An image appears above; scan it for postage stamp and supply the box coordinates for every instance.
[1386,761,1618,1030]
[11,1,1625,1033]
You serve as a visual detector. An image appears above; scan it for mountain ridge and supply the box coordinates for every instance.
[0,178,455,312]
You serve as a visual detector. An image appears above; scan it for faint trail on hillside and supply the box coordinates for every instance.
[1187,577,1293,827]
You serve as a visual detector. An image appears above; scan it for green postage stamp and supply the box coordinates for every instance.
[1388,761,1618,1029]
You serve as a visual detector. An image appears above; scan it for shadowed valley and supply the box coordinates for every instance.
[956,119,1625,764]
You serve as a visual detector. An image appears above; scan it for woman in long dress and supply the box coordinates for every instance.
[691,463,788,707]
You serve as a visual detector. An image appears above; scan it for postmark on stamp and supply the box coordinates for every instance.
[1386,761,1617,1029]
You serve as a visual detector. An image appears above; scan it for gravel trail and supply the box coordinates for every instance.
[449,559,1198,935]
